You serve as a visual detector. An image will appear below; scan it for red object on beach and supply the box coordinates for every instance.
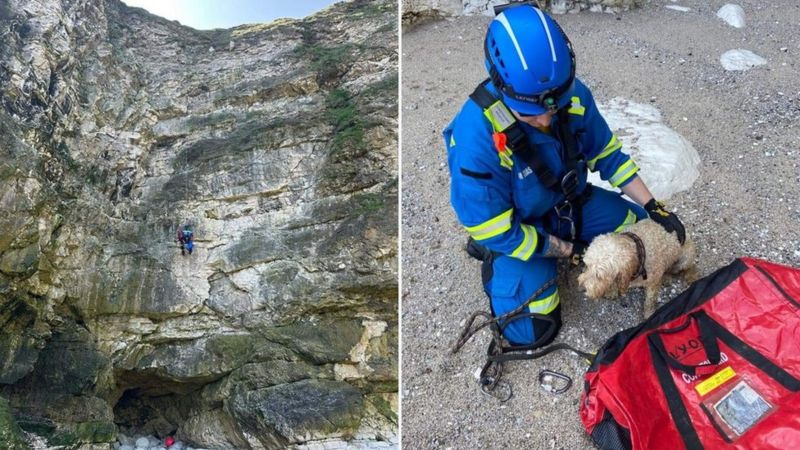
[165,436,175,447]
[581,258,800,449]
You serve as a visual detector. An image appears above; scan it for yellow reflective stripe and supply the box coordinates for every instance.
[588,135,623,171]
[609,159,639,187]
[510,224,538,261]
[568,96,585,116]
[449,135,456,147]
[604,134,623,153]
[498,149,514,170]
[483,100,516,132]
[613,209,638,233]
[465,208,513,241]
[529,289,560,314]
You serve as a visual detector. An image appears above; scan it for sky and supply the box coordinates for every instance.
[121,0,343,30]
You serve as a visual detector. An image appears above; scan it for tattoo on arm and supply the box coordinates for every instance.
[544,235,573,258]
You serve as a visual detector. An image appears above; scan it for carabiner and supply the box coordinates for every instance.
[480,378,513,402]
[538,369,572,395]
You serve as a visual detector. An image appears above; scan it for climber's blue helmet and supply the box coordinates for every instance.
[484,5,576,116]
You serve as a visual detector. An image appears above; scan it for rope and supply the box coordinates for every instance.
[451,276,594,399]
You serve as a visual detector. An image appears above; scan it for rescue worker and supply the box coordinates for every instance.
[444,5,685,348]
[176,224,194,256]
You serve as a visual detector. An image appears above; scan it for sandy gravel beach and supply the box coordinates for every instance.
[401,1,800,448]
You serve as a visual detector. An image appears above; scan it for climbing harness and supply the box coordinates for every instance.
[451,276,594,402]
[469,81,591,242]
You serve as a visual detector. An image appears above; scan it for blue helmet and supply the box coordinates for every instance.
[484,5,576,116]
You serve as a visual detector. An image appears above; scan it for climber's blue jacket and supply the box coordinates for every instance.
[444,78,640,260]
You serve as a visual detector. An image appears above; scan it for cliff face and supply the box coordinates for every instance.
[402,0,643,25]
[0,0,398,448]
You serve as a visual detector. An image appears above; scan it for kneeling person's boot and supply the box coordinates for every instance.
[465,237,493,262]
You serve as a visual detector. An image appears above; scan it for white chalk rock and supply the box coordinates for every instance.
[665,5,690,12]
[717,4,746,28]
[720,49,766,71]
[591,98,701,200]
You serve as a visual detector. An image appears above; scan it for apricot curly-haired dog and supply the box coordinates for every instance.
[577,219,697,318]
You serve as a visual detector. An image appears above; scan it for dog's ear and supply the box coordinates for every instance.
[613,246,641,293]
[579,263,614,300]
[615,269,632,294]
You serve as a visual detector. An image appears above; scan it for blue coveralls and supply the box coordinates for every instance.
[444,78,647,346]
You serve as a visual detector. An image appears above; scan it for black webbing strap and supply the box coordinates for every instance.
[647,308,800,449]
[755,265,800,308]
[490,340,595,363]
[695,311,800,391]
[469,80,587,240]
[699,403,734,444]
[648,339,705,450]
[452,276,594,394]
[469,80,560,189]
[648,314,721,377]
[554,107,583,202]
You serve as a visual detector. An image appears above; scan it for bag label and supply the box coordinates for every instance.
[695,366,736,396]
[712,380,772,436]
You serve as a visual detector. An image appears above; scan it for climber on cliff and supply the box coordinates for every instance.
[176,224,194,256]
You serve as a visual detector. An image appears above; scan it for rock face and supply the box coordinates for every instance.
[403,0,643,25]
[0,0,398,448]
[0,396,28,450]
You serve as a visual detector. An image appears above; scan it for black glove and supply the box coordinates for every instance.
[569,241,588,266]
[644,199,686,245]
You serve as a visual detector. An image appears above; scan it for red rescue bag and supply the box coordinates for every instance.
[581,258,800,449]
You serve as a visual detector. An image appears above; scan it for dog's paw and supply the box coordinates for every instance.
[682,266,700,284]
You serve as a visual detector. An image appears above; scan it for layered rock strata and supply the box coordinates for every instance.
[0,0,398,448]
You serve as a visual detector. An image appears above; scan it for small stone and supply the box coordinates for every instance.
[717,4,746,28]
[665,5,691,12]
[780,47,788,52]
[720,49,767,71]
[135,438,150,448]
